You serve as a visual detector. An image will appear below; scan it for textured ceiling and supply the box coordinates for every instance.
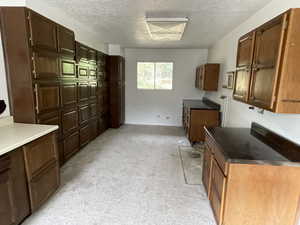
[43,0,273,48]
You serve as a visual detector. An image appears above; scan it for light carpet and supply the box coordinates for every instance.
[23,125,216,225]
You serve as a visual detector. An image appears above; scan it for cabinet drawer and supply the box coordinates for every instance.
[62,108,78,135]
[23,133,57,180]
[28,162,59,212]
[35,83,60,114]
[63,132,79,161]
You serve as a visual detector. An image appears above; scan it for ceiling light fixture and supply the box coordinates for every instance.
[145,17,189,41]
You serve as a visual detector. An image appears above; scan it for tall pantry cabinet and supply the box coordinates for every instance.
[108,56,125,128]
[0,7,110,165]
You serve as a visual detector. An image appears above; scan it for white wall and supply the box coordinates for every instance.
[0,0,108,117]
[125,48,208,126]
[108,44,124,56]
[206,0,300,144]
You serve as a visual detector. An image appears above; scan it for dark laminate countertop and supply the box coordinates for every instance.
[206,123,300,166]
[183,97,220,110]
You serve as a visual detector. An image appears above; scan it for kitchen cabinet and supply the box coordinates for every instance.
[34,83,60,114]
[61,83,77,107]
[57,25,75,56]
[0,149,30,225]
[23,133,59,212]
[233,9,300,113]
[182,99,220,143]
[195,64,220,91]
[1,7,111,165]
[108,56,125,128]
[204,123,300,225]
[28,10,57,52]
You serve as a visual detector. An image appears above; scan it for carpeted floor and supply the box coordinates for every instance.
[23,125,216,225]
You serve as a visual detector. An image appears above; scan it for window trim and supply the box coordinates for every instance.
[136,61,174,90]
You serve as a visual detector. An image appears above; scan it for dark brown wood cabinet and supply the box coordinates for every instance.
[108,56,125,128]
[234,9,300,113]
[23,133,59,212]
[0,7,111,166]
[57,25,75,56]
[0,149,30,225]
[28,10,57,52]
[195,64,220,91]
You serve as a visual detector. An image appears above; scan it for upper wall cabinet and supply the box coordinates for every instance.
[233,9,300,113]
[236,32,255,68]
[57,25,75,56]
[195,63,220,91]
[27,10,57,52]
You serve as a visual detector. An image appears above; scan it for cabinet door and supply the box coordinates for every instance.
[77,64,89,78]
[60,58,76,77]
[61,83,77,107]
[63,132,79,161]
[28,10,57,52]
[78,83,89,102]
[89,66,97,78]
[80,125,90,147]
[233,67,251,102]
[32,51,59,79]
[88,48,97,63]
[89,118,98,141]
[0,156,15,225]
[90,82,97,100]
[57,25,75,56]
[76,42,89,62]
[62,107,78,135]
[90,103,97,118]
[35,83,60,114]
[79,105,90,125]
[236,32,255,68]
[210,160,226,225]
[202,146,212,196]
[249,17,285,109]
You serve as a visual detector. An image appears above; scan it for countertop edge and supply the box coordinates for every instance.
[0,125,58,157]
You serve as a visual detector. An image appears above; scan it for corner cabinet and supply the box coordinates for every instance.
[233,9,300,113]
[195,64,220,91]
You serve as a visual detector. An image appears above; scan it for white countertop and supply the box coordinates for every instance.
[0,119,58,156]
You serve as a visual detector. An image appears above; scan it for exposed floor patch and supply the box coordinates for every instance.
[23,125,216,225]
[178,145,203,185]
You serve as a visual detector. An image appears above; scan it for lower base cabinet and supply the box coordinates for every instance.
[63,132,79,161]
[0,149,30,225]
[203,129,300,225]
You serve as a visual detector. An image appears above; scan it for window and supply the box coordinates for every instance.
[137,62,173,90]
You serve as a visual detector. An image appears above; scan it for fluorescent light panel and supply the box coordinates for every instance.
[145,17,188,41]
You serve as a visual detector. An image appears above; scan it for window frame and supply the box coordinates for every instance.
[136,61,174,90]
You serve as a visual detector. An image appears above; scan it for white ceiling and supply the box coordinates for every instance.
[44,0,273,48]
